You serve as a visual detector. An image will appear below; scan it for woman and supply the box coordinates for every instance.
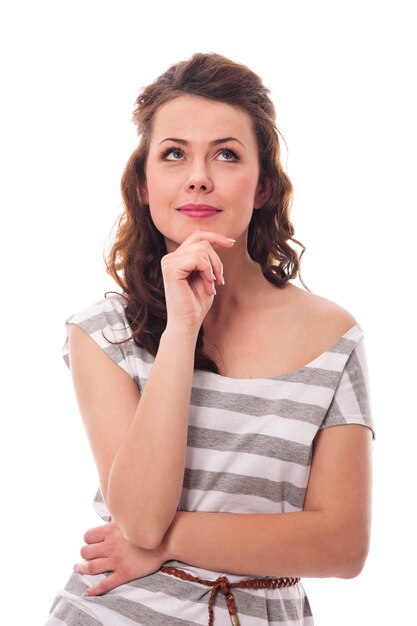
[46,52,374,625]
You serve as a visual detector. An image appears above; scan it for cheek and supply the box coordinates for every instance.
[231,172,259,204]
[146,169,177,204]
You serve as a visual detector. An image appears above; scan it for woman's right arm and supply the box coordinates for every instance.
[68,230,235,550]
[68,322,197,550]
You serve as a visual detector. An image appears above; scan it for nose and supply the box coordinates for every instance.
[188,181,209,191]
[185,166,214,193]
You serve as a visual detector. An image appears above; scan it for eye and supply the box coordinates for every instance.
[218,148,240,162]
[160,146,241,162]
[161,147,184,161]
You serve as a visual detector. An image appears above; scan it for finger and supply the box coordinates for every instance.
[163,246,216,295]
[183,229,236,250]
[180,249,217,296]
[83,524,107,544]
[183,238,227,286]
[75,558,112,576]
[203,253,217,296]
[83,572,124,597]
[205,249,225,286]
[189,245,223,289]
[80,542,106,561]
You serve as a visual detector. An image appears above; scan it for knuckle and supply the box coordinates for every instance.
[113,563,124,577]
[104,522,115,537]
[160,255,173,270]
[102,579,116,595]
[106,523,117,541]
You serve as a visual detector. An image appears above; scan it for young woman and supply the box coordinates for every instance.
[46,52,374,626]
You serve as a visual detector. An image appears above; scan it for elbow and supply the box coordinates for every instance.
[110,510,164,550]
[321,511,371,579]
[335,536,370,579]
[121,524,164,551]
[106,496,165,550]
[339,543,370,579]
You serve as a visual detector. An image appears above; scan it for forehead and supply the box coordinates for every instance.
[150,95,256,144]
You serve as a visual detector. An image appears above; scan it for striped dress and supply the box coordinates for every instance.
[46,293,374,626]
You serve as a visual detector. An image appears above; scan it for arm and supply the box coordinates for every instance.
[107,326,199,548]
[68,322,198,549]
[162,424,373,579]
[75,423,372,596]
[69,233,232,550]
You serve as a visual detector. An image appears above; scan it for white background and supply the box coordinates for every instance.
[1,1,415,624]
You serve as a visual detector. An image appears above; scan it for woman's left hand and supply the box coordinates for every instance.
[74,521,171,596]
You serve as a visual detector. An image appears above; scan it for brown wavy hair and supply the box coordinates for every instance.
[103,52,309,374]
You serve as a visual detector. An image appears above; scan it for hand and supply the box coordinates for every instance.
[161,229,235,332]
[74,521,171,596]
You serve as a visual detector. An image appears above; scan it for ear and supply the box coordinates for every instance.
[254,177,271,210]
[140,181,149,205]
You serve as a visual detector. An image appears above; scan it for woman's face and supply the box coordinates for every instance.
[143,95,269,253]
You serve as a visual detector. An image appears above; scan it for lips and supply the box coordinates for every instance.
[176,204,222,219]
[177,204,221,211]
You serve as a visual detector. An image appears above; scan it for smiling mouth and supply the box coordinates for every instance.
[177,208,221,212]
[177,208,221,218]
[176,202,223,218]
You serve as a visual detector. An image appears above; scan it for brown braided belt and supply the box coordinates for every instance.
[160,565,300,626]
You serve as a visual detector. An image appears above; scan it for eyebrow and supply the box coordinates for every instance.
[158,136,245,148]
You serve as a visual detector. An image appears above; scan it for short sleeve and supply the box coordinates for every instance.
[61,294,135,380]
[319,334,375,439]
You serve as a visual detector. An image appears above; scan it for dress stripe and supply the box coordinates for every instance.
[47,294,374,625]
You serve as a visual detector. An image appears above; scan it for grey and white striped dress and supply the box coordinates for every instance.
[46,293,374,626]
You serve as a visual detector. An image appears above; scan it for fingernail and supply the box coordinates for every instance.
[212,282,216,295]
[221,274,225,285]
[82,591,90,598]
[73,564,79,572]
[226,238,236,242]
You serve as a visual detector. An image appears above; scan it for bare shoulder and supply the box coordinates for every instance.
[296,285,356,328]
[282,283,358,350]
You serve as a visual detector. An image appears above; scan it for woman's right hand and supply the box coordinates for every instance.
[160,229,235,333]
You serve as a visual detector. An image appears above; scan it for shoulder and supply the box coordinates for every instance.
[281,284,359,351]
[65,292,129,328]
[297,286,357,334]
[62,292,133,372]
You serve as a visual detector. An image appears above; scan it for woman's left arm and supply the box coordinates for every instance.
[164,423,373,579]
[77,423,372,595]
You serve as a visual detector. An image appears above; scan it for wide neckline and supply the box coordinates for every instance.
[196,323,362,383]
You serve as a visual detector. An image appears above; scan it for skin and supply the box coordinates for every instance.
[71,94,373,596]
[142,94,272,326]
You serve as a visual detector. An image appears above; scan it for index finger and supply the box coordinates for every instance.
[187,229,236,247]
